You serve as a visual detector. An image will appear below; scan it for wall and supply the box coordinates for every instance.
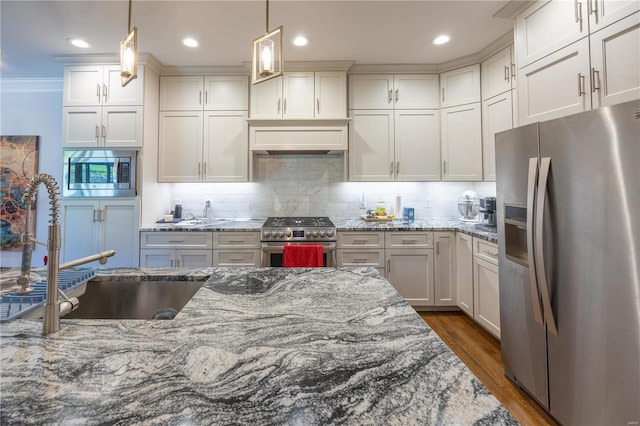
[0,80,63,267]
[153,154,496,222]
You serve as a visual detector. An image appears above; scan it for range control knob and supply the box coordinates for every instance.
[319,230,326,237]
[285,231,292,237]
[312,230,319,237]
[278,231,285,238]
[326,230,334,237]
[263,231,271,238]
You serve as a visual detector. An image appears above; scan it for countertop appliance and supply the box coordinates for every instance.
[457,190,479,222]
[475,197,496,231]
[63,150,136,198]
[261,217,336,267]
[495,100,639,426]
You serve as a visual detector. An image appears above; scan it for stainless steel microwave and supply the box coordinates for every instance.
[63,150,137,197]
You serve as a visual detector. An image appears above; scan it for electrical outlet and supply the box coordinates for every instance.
[425,198,431,209]
[359,192,366,209]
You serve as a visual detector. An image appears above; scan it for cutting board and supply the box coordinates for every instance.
[360,214,395,222]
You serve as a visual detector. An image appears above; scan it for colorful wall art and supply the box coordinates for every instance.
[1,136,39,250]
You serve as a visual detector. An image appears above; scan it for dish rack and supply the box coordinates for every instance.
[0,270,95,323]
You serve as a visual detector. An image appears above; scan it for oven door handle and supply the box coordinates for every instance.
[260,243,336,253]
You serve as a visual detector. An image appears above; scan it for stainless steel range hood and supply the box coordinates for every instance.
[248,119,349,154]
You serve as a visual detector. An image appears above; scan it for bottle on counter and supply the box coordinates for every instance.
[375,201,386,217]
[174,203,182,219]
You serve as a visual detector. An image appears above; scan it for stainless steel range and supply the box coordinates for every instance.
[261,217,336,267]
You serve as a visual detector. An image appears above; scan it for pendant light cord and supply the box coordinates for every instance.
[128,0,132,33]
[265,0,269,32]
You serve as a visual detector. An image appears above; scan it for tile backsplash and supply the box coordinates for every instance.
[165,154,496,220]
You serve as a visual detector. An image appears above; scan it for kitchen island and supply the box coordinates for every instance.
[1,267,515,425]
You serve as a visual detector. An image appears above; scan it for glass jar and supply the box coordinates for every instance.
[375,201,386,216]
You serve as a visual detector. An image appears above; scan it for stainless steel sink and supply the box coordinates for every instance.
[63,280,204,320]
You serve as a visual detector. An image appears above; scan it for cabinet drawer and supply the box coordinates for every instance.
[473,238,498,265]
[140,232,213,249]
[213,231,260,248]
[337,232,384,248]
[213,249,261,267]
[336,249,385,267]
[386,232,433,248]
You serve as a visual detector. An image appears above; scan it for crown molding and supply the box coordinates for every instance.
[52,53,163,74]
[161,65,251,76]
[347,63,440,74]
[0,78,63,93]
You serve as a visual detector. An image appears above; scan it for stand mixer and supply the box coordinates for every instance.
[457,191,479,222]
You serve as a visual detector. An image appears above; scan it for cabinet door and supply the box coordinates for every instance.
[250,76,282,118]
[348,110,394,181]
[394,110,441,181]
[482,92,513,181]
[204,76,248,111]
[386,248,434,307]
[101,200,139,267]
[481,46,513,100]
[434,232,456,306]
[348,75,394,109]
[139,249,174,267]
[440,64,481,108]
[158,112,203,182]
[103,65,144,106]
[61,201,100,264]
[517,38,591,125]
[283,72,315,118]
[176,249,213,268]
[515,0,588,68]
[203,111,248,182]
[62,107,101,147]
[315,72,347,118]
[590,12,640,108]
[212,249,261,267]
[588,0,640,32]
[63,65,103,106]
[159,76,204,110]
[441,103,483,181]
[456,233,474,316]
[102,106,143,148]
[393,74,440,109]
[473,256,501,338]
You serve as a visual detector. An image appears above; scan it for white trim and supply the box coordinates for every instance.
[0,78,63,93]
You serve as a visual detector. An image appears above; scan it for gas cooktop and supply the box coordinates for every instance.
[261,217,336,242]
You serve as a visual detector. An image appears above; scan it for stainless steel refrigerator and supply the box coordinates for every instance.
[495,100,640,426]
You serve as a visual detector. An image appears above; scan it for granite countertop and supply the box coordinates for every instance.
[141,217,497,242]
[0,267,516,425]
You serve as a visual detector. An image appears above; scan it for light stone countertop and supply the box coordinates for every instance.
[141,217,498,242]
[0,267,516,425]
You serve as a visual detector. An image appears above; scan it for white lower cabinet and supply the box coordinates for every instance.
[386,247,435,307]
[472,238,500,338]
[212,231,261,267]
[337,232,385,275]
[139,232,213,268]
[434,232,456,306]
[61,199,139,267]
[456,233,474,316]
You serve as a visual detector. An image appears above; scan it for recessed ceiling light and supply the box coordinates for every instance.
[67,38,91,49]
[182,37,199,48]
[433,34,451,45]
[293,36,309,47]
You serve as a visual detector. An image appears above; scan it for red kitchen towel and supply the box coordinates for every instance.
[283,245,324,267]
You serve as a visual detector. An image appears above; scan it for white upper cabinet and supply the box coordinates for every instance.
[481,46,515,100]
[441,102,483,181]
[394,110,441,181]
[348,74,440,110]
[160,75,248,111]
[158,111,203,182]
[515,0,588,68]
[440,64,481,108]
[482,92,513,181]
[64,65,144,107]
[590,12,640,108]
[517,38,591,124]
[250,71,346,119]
[348,110,394,181]
[587,0,640,32]
[203,111,248,182]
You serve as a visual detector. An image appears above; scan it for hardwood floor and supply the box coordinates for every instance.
[418,311,558,426]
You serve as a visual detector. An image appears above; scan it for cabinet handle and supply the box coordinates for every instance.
[387,259,391,273]
[575,0,583,30]
[168,240,184,243]
[199,90,202,105]
[402,239,417,244]
[511,63,516,79]
[101,208,106,222]
[352,239,367,244]
[95,125,100,139]
[436,241,440,255]
[443,160,447,174]
[198,163,201,177]
[577,73,586,96]
[591,68,600,92]
[96,84,101,102]
[204,90,208,105]
[395,161,400,178]
[102,125,107,141]
[395,89,399,103]
[353,258,368,263]
[388,89,392,104]
[284,98,287,114]
[487,251,498,257]
[229,258,244,262]
[504,65,510,82]
[92,209,99,222]
[103,84,108,102]
[442,87,445,103]
[203,162,207,177]
[228,240,244,243]
[316,98,320,114]
[170,259,174,267]
[590,0,598,17]
[277,98,281,114]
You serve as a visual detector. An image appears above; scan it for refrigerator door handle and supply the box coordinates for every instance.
[535,156,558,335]
[527,157,544,324]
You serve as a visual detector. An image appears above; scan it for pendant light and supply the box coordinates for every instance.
[120,0,138,87]
[252,0,283,85]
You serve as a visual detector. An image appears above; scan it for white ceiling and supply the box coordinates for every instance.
[0,0,519,79]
